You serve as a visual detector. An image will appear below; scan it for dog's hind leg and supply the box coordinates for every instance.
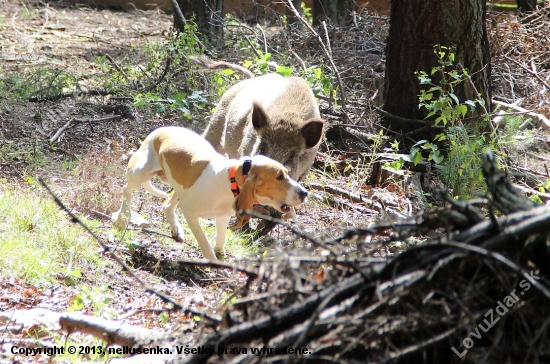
[185,215,217,260]
[162,193,184,242]
[214,216,231,256]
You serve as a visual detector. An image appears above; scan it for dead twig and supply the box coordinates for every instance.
[176,260,258,280]
[29,89,112,102]
[49,115,122,143]
[284,0,348,120]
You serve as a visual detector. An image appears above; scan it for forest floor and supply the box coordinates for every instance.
[1,0,550,363]
[0,2,402,362]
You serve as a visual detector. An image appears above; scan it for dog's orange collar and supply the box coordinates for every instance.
[230,158,252,197]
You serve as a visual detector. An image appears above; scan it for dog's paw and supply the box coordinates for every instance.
[112,211,129,231]
[202,250,218,261]
[171,226,185,242]
[215,249,226,260]
[172,232,184,243]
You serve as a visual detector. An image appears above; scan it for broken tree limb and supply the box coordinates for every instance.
[310,191,379,215]
[59,313,164,347]
[493,100,550,129]
[49,115,122,143]
[29,89,112,102]
[308,182,369,205]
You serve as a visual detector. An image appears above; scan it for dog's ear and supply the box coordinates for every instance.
[251,103,269,132]
[301,119,325,149]
[229,176,257,230]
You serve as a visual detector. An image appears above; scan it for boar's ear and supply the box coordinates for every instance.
[301,119,325,149]
[251,103,269,131]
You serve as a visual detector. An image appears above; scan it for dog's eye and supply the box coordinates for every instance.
[276,172,284,181]
[286,155,294,164]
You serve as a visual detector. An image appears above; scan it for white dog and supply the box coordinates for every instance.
[112,127,308,260]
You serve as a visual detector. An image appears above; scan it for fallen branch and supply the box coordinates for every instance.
[493,100,550,129]
[29,89,112,102]
[59,313,163,347]
[183,273,367,364]
[375,107,433,125]
[176,260,258,280]
[308,181,369,205]
[49,115,122,143]
[310,191,378,215]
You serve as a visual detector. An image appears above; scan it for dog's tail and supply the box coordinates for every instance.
[143,180,170,200]
[189,55,254,79]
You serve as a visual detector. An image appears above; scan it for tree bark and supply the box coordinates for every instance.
[173,0,224,43]
[382,0,491,138]
[313,0,354,26]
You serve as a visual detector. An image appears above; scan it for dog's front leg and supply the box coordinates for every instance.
[184,215,217,260]
[162,194,184,241]
[113,182,136,230]
[214,216,231,257]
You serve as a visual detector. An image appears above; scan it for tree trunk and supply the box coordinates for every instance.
[313,0,354,26]
[287,0,303,26]
[173,0,224,43]
[382,0,491,138]
[517,0,537,12]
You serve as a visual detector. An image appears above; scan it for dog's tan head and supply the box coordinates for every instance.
[231,155,307,229]
[250,103,325,182]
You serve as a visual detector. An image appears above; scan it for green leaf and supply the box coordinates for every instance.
[413,140,428,147]
[450,93,459,105]
[435,133,446,142]
[71,270,82,278]
[457,104,468,118]
[159,312,170,324]
[432,151,444,164]
[68,295,85,311]
[412,151,423,165]
[465,100,476,109]
[275,65,293,77]
[173,93,186,102]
